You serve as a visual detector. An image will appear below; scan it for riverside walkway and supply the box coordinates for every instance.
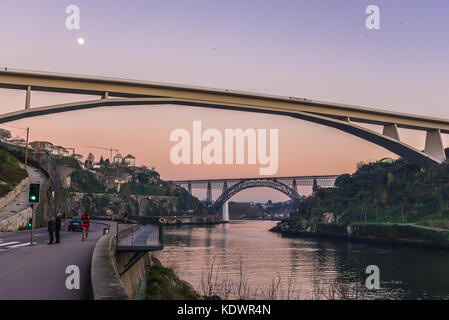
[0,221,110,299]
[116,223,162,251]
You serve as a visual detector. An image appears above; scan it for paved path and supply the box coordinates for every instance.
[117,224,160,248]
[0,221,111,300]
[0,165,46,223]
[402,223,449,232]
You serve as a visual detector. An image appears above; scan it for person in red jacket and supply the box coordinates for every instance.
[81,211,90,241]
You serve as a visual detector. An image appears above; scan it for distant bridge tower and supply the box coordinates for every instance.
[222,181,229,222]
[292,179,298,194]
[186,182,192,212]
[206,181,213,206]
[312,178,318,196]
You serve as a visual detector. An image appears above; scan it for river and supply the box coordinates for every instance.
[154,220,449,300]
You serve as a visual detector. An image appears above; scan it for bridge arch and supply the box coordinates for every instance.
[209,179,302,215]
[0,70,446,168]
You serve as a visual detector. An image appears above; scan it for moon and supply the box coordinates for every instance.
[77,38,85,45]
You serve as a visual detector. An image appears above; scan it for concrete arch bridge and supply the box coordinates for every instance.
[0,70,447,168]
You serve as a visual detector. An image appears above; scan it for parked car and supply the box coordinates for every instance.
[67,217,83,232]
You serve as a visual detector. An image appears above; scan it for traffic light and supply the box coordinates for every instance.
[29,183,40,203]
[28,218,32,229]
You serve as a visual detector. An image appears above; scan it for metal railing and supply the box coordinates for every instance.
[116,222,163,252]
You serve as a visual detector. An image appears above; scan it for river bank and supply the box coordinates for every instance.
[145,256,202,300]
[129,215,228,226]
[270,219,449,249]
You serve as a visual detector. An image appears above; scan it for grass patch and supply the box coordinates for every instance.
[0,149,28,197]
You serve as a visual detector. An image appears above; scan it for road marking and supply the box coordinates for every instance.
[0,241,20,247]
[6,242,36,248]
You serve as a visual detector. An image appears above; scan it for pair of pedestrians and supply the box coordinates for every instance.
[48,212,62,245]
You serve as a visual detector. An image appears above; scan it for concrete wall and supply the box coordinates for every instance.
[56,166,74,189]
[0,142,55,227]
[91,227,149,300]
[114,250,149,300]
[0,207,32,232]
[0,177,29,211]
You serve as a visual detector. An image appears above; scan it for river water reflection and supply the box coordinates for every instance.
[154,220,449,299]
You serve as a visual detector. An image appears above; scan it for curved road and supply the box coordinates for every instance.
[0,221,111,300]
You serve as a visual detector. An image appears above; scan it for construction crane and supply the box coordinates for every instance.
[84,145,119,162]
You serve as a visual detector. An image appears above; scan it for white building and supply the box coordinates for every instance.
[0,128,11,141]
[52,146,70,157]
[113,153,123,165]
[30,141,53,153]
[9,139,27,147]
[123,154,136,166]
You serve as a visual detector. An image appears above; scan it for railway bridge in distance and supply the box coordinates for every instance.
[170,175,339,220]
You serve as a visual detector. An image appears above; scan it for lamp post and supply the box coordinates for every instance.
[24,127,29,167]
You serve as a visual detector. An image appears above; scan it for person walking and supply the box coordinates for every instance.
[81,211,90,241]
[55,212,62,244]
[48,216,55,245]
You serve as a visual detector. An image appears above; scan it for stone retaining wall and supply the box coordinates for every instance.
[0,177,30,211]
[0,207,32,232]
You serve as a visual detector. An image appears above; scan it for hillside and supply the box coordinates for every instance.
[0,149,28,197]
[57,158,204,217]
[293,158,449,229]
[228,200,293,219]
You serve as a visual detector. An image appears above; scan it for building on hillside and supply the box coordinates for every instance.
[9,138,27,147]
[72,154,85,162]
[113,153,123,165]
[30,141,53,153]
[52,146,70,157]
[123,154,136,166]
[0,128,11,141]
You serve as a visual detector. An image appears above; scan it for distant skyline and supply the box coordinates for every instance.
[1,0,448,202]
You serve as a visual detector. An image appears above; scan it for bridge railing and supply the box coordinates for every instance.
[116,222,163,252]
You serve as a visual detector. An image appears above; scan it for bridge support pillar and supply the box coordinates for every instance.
[292,179,298,194]
[425,129,446,163]
[222,201,229,222]
[25,85,31,110]
[206,181,212,206]
[382,123,401,140]
[186,182,192,211]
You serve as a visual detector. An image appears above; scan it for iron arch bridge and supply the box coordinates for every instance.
[209,178,302,215]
